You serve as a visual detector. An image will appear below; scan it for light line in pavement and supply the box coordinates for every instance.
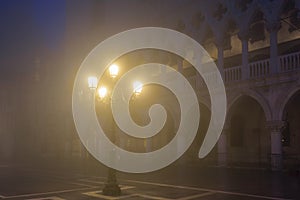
[66,180,96,188]
[177,192,215,200]
[83,191,136,200]
[27,196,66,200]
[136,194,172,200]
[125,179,293,200]
[1,187,92,199]
[77,179,104,184]
[76,179,135,190]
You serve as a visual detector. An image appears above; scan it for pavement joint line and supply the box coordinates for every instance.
[120,185,136,190]
[78,176,114,182]
[176,192,215,200]
[136,194,172,200]
[76,179,136,190]
[1,187,93,199]
[15,169,97,190]
[77,179,105,184]
[125,180,206,191]
[77,179,136,190]
[27,196,66,200]
[70,181,96,188]
[84,176,106,180]
[123,179,293,200]
[200,189,293,200]
[82,191,136,199]
[209,165,268,171]
[46,178,98,189]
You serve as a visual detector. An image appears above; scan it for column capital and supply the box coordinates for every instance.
[266,21,281,33]
[266,120,285,132]
[214,38,224,49]
[237,29,250,41]
[214,32,226,48]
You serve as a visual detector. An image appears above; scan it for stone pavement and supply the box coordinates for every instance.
[0,163,299,200]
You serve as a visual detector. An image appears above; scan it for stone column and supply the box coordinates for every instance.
[215,37,225,79]
[266,21,281,74]
[266,120,284,171]
[238,31,250,79]
[217,124,229,166]
[295,0,300,18]
[217,46,225,79]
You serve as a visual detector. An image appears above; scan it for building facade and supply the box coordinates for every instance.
[1,0,300,172]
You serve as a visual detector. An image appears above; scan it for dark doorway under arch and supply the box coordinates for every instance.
[282,90,300,168]
[228,95,268,166]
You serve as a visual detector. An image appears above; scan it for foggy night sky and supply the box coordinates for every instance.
[0,0,66,78]
[0,0,186,82]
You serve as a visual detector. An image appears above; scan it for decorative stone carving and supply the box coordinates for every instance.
[266,21,282,33]
[258,0,285,33]
[238,30,250,41]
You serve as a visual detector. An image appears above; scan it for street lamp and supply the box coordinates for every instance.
[100,64,121,196]
[87,64,143,196]
[109,64,119,78]
[97,86,108,99]
[133,81,143,95]
[87,68,121,196]
[98,84,121,196]
[87,76,98,90]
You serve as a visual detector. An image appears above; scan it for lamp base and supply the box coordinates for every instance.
[102,168,121,196]
[102,183,121,196]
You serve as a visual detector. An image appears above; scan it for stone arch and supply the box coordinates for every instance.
[276,84,300,169]
[278,86,300,120]
[227,88,272,121]
[226,89,271,165]
[249,9,265,44]
[233,0,261,26]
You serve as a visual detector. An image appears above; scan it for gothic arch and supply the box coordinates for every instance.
[227,89,272,121]
[278,86,300,120]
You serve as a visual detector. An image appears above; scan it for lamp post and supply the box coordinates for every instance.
[88,64,143,196]
[98,86,121,196]
[89,64,121,196]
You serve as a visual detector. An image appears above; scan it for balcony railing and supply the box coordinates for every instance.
[224,51,300,82]
[249,59,270,78]
[279,51,300,72]
[190,51,300,89]
[224,65,242,82]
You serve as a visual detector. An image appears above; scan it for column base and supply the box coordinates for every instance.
[271,153,282,171]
